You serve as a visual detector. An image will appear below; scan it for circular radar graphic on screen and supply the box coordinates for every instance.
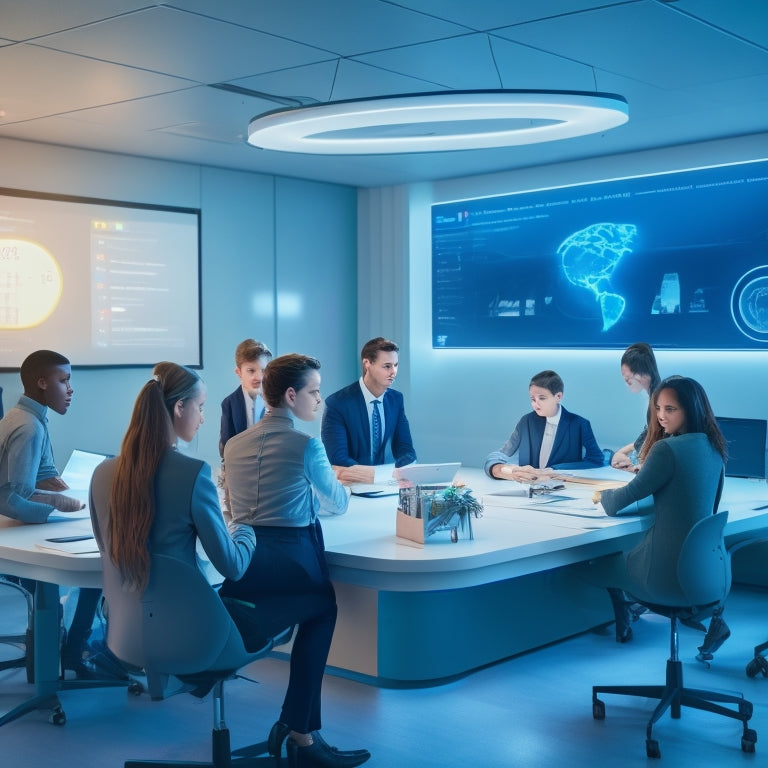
[731,265,768,343]
[0,238,63,329]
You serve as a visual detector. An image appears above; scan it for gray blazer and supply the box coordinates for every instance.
[600,432,724,604]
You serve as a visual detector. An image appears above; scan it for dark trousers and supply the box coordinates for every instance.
[219,520,337,734]
[8,578,101,665]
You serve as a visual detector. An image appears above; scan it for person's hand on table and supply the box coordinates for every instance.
[333,465,375,485]
[36,476,69,491]
[31,491,85,512]
[493,464,546,483]
[612,451,641,474]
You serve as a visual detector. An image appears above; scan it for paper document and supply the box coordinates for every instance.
[531,501,608,518]
[36,535,100,554]
[483,482,529,498]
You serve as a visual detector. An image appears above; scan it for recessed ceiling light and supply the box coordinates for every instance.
[247,90,629,155]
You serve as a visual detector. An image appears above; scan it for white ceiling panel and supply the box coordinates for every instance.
[389,0,632,31]
[0,0,147,40]
[497,2,768,90]
[352,34,506,90]
[34,6,333,83]
[0,44,192,122]
[174,0,470,55]
[674,0,768,49]
[0,0,764,187]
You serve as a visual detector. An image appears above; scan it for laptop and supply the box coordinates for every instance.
[61,449,111,494]
[47,449,111,519]
[395,462,461,487]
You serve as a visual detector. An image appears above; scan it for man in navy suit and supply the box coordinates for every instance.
[322,337,416,484]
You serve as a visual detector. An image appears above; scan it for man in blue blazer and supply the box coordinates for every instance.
[322,337,416,484]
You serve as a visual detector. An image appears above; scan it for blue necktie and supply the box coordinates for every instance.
[371,399,382,464]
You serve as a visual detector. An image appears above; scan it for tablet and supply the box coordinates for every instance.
[395,462,460,487]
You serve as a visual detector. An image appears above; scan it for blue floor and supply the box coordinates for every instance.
[1,584,767,767]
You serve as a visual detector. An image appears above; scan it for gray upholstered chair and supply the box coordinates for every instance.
[592,511,757,758]
[101,551,292,768]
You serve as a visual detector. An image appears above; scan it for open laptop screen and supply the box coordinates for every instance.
[61,449,111,494]
[716,417,767,479]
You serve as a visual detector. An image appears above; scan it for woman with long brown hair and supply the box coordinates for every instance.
[90,361,255,610]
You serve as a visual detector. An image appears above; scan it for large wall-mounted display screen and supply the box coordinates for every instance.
[0,189,201,369]
[431,159,768,349]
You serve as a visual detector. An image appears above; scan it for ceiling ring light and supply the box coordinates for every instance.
[247,89,629,155]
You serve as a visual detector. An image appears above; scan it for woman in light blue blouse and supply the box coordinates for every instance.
[220,354,370,768]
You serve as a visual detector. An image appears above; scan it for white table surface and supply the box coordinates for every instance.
[1,467,767,593]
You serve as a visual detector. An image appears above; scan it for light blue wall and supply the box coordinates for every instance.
[358,133,768,470]
[0,139,357,471]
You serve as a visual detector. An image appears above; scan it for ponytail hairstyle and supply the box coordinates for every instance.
[109,362,202,592]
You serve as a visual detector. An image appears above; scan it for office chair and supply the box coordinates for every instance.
[592,511,757,759]
[746,640,768,678]
[711,532,768,676]
[100,552,293,768]
[0,576,34,682]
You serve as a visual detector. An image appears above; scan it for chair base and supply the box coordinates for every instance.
[593,658,757,758]
[124,679,274,768]
[746,639,768,678]
[125,729,274,767]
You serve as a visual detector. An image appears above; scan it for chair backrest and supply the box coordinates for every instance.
[101,551,251,683]
[677,511,730,608]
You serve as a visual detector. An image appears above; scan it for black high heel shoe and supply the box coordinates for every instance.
[268,721,291,765]
[270,722,370,766]
[286,737,370,768]
[696,615,731,663]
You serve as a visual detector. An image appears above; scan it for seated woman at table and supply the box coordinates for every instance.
[220,353,370,768]
[590,375,727,643]
[484,369,603,483]
[89,362,258,668]
[610,342,662,472]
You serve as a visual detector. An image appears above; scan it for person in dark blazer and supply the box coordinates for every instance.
[219,339,272,456]
[484,369,603,482]
[321,337,416,485]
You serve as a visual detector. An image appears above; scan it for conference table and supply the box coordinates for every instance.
[1,466,768,727]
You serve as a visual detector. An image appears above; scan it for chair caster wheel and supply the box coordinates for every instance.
[742,729,757,753]
[646,738,660,759]
[592,698,605,720]
[49,705,66,725]
[128,681,144,696]
[746,655,768,678]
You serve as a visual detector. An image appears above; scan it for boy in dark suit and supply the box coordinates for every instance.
[321,337,416,485]
[484,369,603,482]
[218,339,272,513]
